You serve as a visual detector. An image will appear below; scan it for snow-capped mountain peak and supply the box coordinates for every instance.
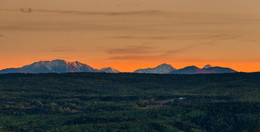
[0,59,98,73]
[134,63,176,74]
[100,67,120,73]
[203,64,212,69]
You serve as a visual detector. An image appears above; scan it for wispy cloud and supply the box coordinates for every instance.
[111,34,240,41]
[38,10,162,16]
[107,45,181,60]
[206,34,240,41]
[107,49,184,60]
[112,36,173,40]
[44,48,82,53]
[108,55,153,60]
[107,45,155,54]
[106,34,240,60]
[107,43,202,60]
[106,44,166,60]
[0,9,162,16]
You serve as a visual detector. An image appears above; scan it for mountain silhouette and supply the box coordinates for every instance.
[134,63,176,74]
[0,59,119,74]
[0,60,237,74]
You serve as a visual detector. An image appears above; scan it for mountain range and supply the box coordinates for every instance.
[134,63,176,74]
[134,64,236,74]
[0,59,118,74]
[0,59,237,74]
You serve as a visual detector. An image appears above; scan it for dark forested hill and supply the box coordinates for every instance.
[0,72,259,131]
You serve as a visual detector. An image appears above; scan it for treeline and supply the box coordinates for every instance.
[0,72,259,131]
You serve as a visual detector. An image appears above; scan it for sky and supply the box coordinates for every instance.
[0,0,260,72]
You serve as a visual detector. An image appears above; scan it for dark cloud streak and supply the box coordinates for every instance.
[45,48,82,53]
[112,36,173,40]
[111,34,240,41]
[107,34,240,60]
[107,45,154,54]
[0,9,162,16]
[37,9,162,16]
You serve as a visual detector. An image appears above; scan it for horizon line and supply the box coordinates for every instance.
[0,59,254,73]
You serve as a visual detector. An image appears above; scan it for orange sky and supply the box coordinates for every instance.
[0,0,260,72]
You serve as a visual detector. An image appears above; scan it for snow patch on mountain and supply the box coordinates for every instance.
[100,67,120,73]
[203,64,212,69]
[0,59,98,73]
[134,63,176,74]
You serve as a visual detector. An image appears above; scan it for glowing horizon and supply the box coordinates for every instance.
[1,0,260,72]
[0,58,259,73]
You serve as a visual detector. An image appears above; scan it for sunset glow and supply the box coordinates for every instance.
[1,0,260,72]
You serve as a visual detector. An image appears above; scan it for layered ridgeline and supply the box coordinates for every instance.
[0,60,236,74]
[0,59,119,74]
[134,64,237,74]
[134,63,176,74]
